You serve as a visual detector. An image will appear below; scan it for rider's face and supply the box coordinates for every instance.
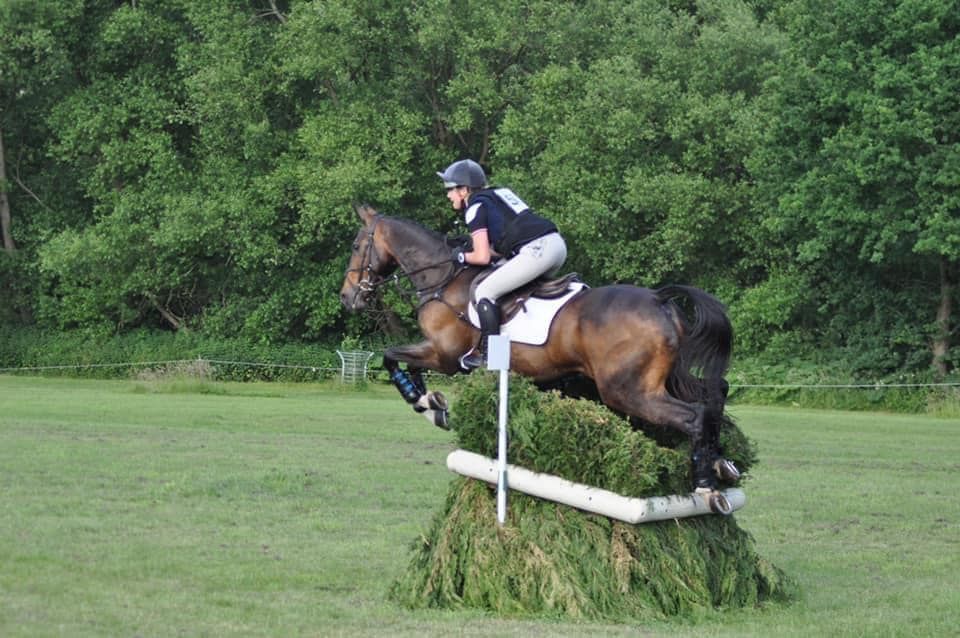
[446,186,468,211]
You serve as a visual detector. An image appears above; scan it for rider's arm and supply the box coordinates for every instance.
[466,229,493,265]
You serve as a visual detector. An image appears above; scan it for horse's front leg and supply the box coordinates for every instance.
[384,343,450,430]
[408,365,450,427]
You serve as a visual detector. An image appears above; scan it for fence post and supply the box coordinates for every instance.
[487,335,512,526]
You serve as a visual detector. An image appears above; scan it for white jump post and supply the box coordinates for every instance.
[486,334,512,526]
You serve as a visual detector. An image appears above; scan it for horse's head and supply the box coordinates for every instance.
[340,203,398,311]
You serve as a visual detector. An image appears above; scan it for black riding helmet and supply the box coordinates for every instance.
[437,159,487,189]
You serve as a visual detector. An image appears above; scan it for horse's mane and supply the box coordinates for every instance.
[388,215,447,244]
[385,214,466,254]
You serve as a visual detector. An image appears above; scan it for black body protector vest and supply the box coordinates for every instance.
[470,188,558,257]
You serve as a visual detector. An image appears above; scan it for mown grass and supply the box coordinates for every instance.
[1,375,958,637]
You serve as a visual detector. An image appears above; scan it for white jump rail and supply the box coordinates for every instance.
[446,449,745,524]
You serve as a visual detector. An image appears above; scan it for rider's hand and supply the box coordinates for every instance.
[450,234,473,251]
[452,247,466,265]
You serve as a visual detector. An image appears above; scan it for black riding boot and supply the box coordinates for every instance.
[460,298,501,370]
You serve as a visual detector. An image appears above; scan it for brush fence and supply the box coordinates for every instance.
[447,449,745,524]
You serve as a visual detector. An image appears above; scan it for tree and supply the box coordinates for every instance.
[7,0,952,378]
[0,126,13,253]
[494,1,782,291]
[752,0,960,373]
[0,0,91,322]
[37,2,196,330]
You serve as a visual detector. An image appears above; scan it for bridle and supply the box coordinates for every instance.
[345,216,386,301]
[346,215,469,318]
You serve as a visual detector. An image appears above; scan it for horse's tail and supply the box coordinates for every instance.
[655,284,732,410]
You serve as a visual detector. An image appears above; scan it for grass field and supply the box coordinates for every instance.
[1,375,958,637]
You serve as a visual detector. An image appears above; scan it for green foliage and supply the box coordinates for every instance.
[728,268,812,354]
[744,0,960,367]
[0,251,36,324]
[0,327,341,382]
[2,0,957,377]
[391,373,788,620]
[495,1,780,286]
[729,353,959,413]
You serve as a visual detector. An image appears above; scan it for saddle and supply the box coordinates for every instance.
[469,270,584,322]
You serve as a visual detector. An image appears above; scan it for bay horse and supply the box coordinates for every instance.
[339,204,739,507]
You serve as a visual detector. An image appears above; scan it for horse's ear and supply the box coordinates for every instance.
[353,202,376,225]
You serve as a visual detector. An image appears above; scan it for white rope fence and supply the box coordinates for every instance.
[0,358,343,376]
[731,382,960,389]
[0,359,199,372]
[0,358,957,388]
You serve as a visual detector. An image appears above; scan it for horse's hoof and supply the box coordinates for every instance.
[414,392,450,430]
[416,407,449,430]
[713,458,741,482]
[708,492,733,515]
[426,391,448,411]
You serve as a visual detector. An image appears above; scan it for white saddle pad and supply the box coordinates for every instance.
[467,283,587,346]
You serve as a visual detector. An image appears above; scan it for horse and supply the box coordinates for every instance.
[339,203,739,509]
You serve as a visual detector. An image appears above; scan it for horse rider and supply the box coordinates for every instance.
[438,159,567,370]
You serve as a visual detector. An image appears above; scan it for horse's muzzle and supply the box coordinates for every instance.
[340,287,368,311]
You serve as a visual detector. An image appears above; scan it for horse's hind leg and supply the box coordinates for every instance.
[600,387,702,439]
[599,387,722,491]
[703,407,741,483]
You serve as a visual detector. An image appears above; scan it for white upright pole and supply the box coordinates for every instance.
[486,335,511,526]
[497,367,509,524]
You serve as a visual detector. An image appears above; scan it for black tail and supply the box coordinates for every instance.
[655,284,732,411]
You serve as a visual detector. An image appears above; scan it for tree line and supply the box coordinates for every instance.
[1,0,957,377]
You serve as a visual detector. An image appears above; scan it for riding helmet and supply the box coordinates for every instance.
[437,159,487,189]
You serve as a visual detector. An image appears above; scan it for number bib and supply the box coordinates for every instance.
[494,188,529,214]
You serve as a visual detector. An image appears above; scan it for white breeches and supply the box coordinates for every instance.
[474,232,567,303]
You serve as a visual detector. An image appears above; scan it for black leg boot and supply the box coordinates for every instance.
[460,298,501,370]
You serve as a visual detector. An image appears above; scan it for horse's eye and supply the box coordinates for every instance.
[352,243,360,251]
